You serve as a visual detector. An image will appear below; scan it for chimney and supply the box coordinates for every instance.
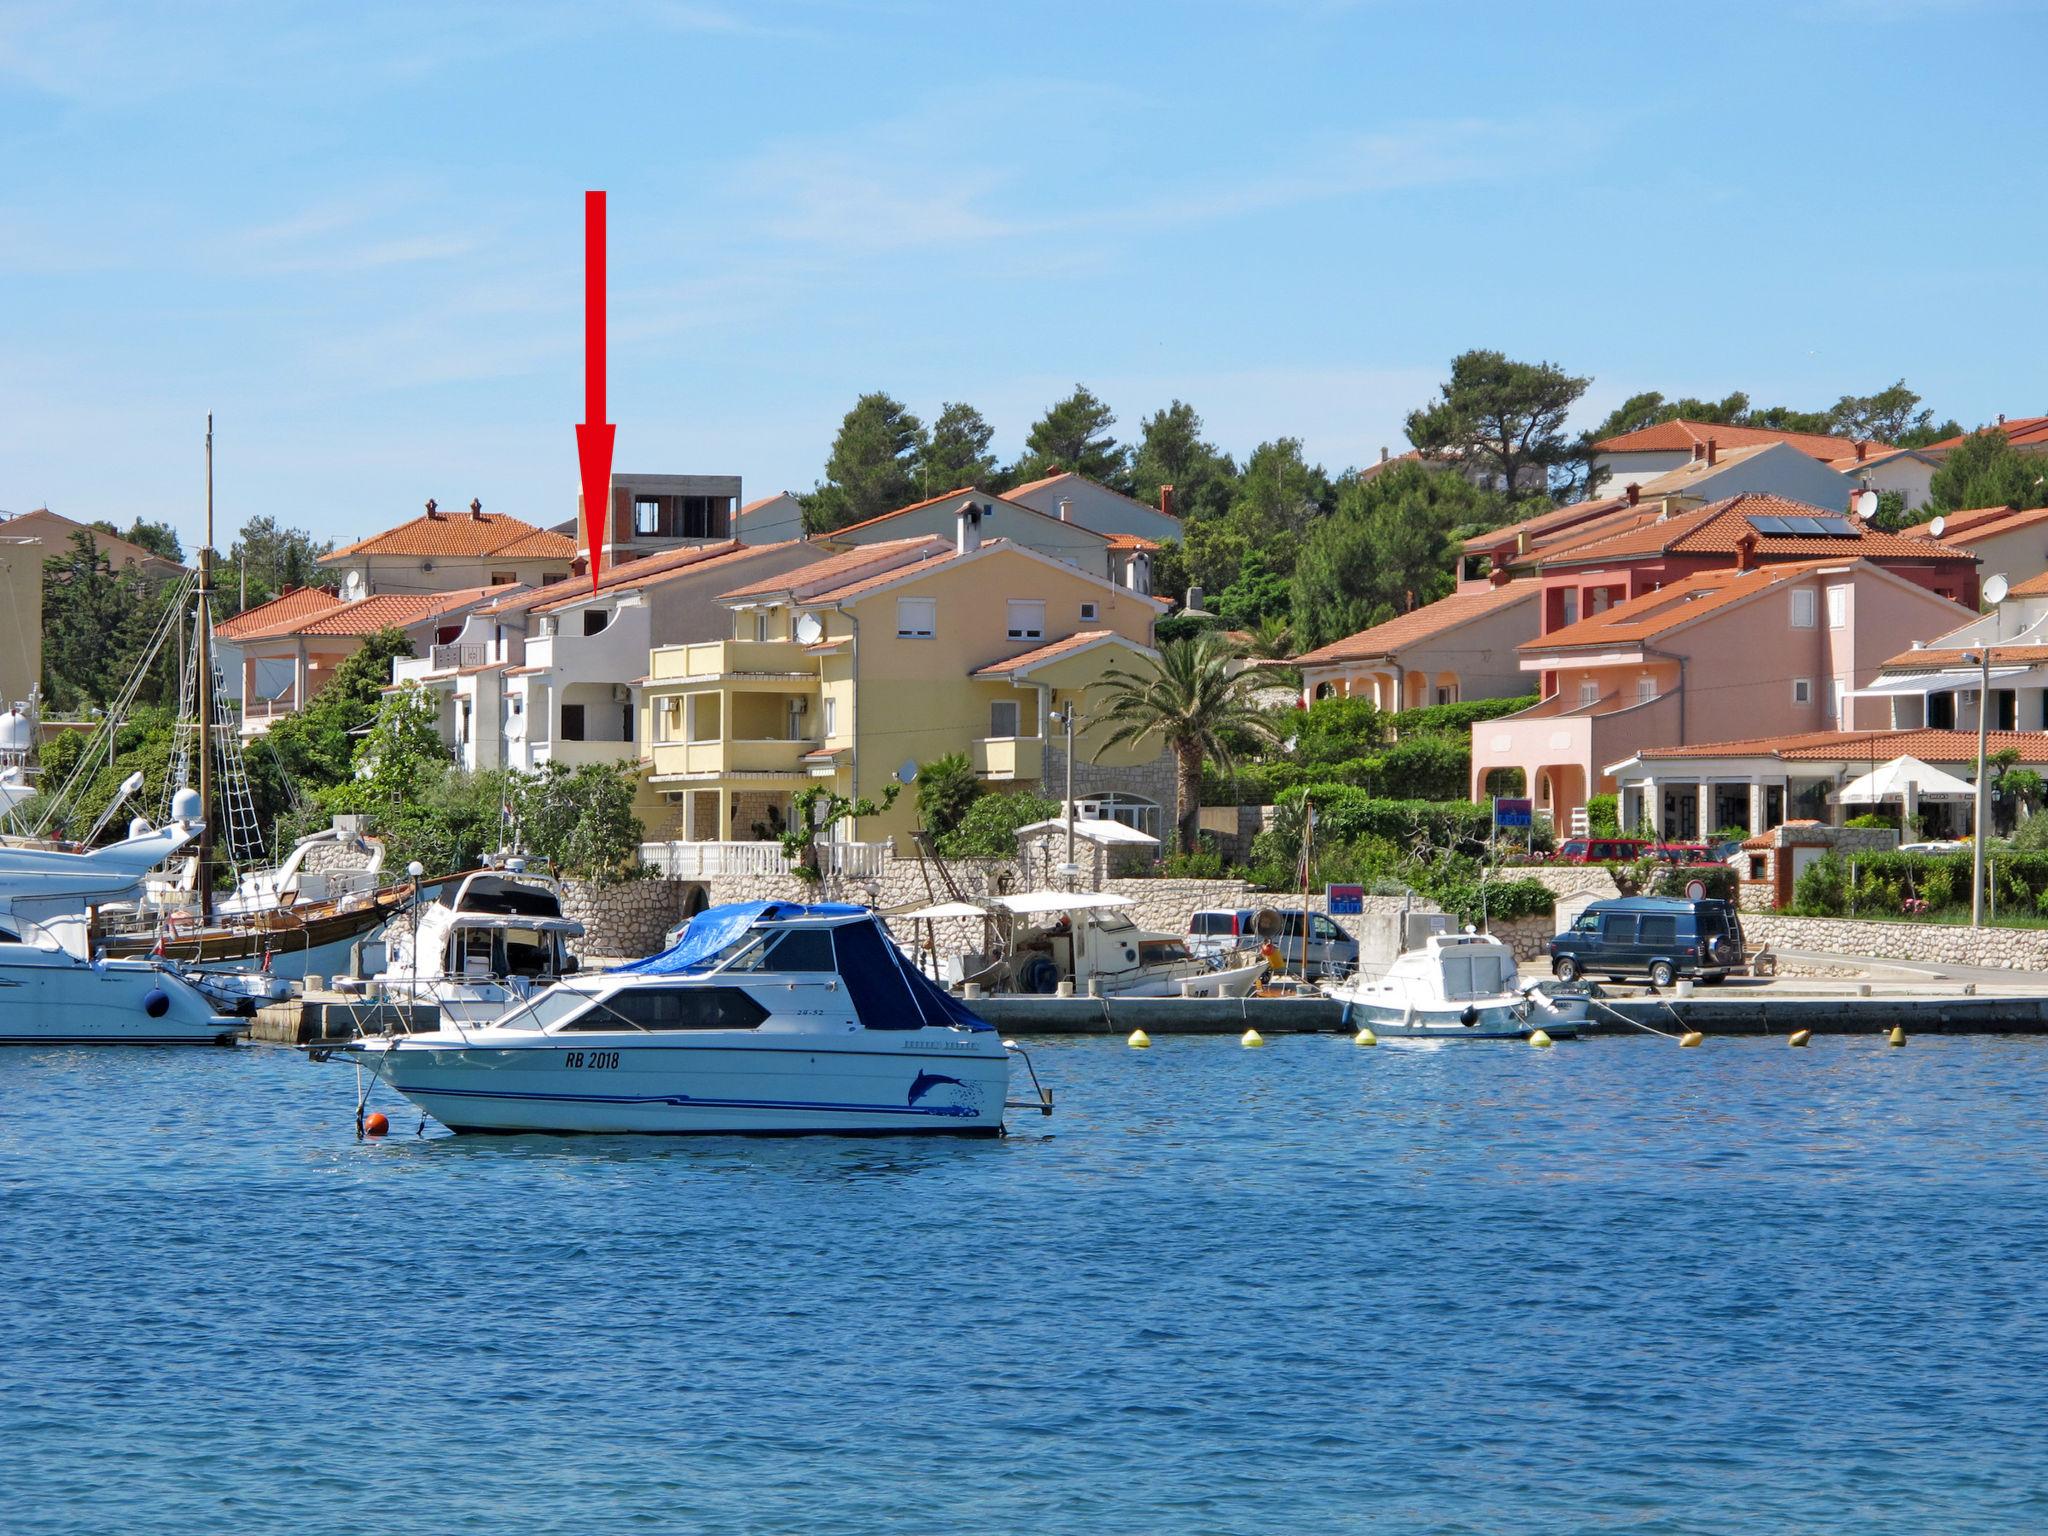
[1159,483,1175,517]
[1734,533,1758,572]
[1692,441,1706,462]
[1185,584,1205,614]
[1379,446,1390,464]
[424,497,440,520]
[1124,550,1151,595]
[1488,566,1511,589]
[470,497,485,520]
[954,499,983,555]
[1856,441,1868,463]
[1056,496,1073,522]
[1999,413,2007,426]
[1626,482,1640,506]
[1706,437,1718,466]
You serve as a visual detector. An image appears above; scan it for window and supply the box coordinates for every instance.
[990,699,1020,738]
[491,571,515,585]
[1791,589,1816,628]
[510,696,524,717]
[1748,856,1767,881]
[560,703,586,741]
[634,498,661,535]
[897,597,936,638]
[1636,677,1657,704]
[823,696,838,737]
[752,610,771,642]
[1827,586,1848,629]
[1793,678,1812,704]
[1080,602,1098,622]
[1638,915,1678,946]
[763,929,837,971]
[1007,599,1046,640]
[1579,681,1600,706]
[1076,792,1159,836]
[622,704,634,742]
[458,700,472,745]
[583,609,610,637]
[1600,914,1638,942]
[564,986,770,1031]
[1561,590,1579,626]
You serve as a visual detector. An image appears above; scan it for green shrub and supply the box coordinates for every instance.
[915,752,981,840]
[1585,793,1619,837]
[1389,696,1537,735]
[937,791,1059,858]
[1373,733,1469,801]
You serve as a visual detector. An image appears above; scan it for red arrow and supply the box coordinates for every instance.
[575,189,615,591]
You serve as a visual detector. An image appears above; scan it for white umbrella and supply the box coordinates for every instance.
[1014,817,1161,847]
[1836,755,1976,804]
[892,901,989,920]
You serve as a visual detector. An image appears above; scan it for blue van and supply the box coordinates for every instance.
[1547,896,1745,988]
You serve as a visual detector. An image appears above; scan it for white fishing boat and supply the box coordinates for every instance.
[1322,929,1586,1040]
[0,809,244,1045]
[372,867,585,1026]
[323,901,1049,1136]
[967,892,1262,998]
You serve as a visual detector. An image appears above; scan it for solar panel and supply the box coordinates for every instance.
[1789,516,1828,534]
[1814,515,1856,535]
[1748,515,1791,535]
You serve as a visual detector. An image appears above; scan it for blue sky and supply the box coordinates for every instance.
[4,0,2045,556]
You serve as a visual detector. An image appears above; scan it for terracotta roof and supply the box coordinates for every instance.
[294,587,499,637]
[1539,493,1971,568]
[1103,533,1158,550]
[1904,503,2048,549]
[968,630,1150,677]
[1636,729,2048,766]
[1594,419,1887,462]
[1475,494,1630,553]
[320,509,577,564]
[1826,445,1929,471]
[806,550,963,603]
[1522,561,1842,652]
[520,541,803,616]
[1295,581,1537,667]
[2008,568,2048,598]
[719,536,947,601]
[1924,417,2048,453]
[216,586,344,640]
[1879,643,2048,669]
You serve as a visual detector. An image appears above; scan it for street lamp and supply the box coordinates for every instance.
[1050,703,1080,878]
[1965,572,2011,929]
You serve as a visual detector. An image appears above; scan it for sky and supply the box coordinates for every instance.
[4,0,2046,557]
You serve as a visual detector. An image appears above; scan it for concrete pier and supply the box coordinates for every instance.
[249,992,441,1045]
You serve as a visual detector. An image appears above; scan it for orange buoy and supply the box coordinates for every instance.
[363,1111,390,1137]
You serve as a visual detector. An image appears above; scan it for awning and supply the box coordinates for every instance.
[892,901,989,920]
[1014,817,1161,846]
[1837,755,1977,804]
[994,891,1135,914]
[1851,667,2031,699]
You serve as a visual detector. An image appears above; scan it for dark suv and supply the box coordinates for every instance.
[1548,896,1746,988]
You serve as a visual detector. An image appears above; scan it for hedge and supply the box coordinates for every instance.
[1388,695,1537,736]
[1791,848,2037,918]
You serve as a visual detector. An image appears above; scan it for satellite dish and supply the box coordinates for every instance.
[1929,515,1947,539]
[894,759,919,785]
[794,612,823,645]
[344,569,364,598]
[1853,489,1880,518]
[1986,573,2010,607]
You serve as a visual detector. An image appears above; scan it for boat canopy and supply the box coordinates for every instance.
[994,891,1135,915]
[617,901,993,1032]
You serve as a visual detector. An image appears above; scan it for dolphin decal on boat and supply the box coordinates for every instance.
[907,1069,967,1106]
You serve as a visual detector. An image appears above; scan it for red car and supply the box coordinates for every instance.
[1552,838,1652,864]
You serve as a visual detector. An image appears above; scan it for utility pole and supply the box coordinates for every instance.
[1971,644,1991,928]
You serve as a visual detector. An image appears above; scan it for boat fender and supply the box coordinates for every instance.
[1460,1005,1479,1028]
[141,988,170,1018]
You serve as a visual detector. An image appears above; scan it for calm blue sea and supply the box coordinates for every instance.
[4,1033,2047,1535]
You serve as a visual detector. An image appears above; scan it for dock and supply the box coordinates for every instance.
[249,991,441,1045]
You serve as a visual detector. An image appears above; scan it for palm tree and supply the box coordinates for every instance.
[1095,630,1281,851]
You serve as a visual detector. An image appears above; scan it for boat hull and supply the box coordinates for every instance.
[1337,995,1587,1040]
[0,950,244,1045]
[357,1035,1011,1136]
[99,891,404,977]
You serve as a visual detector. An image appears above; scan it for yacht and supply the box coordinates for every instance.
[1322,928,1586,1040]
[323,901,1042,1136]
[372,867,585,1026]
[0,812,245,1045]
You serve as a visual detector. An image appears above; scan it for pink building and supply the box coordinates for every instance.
[1467,558,1976,836]
[1292,579,1539,709]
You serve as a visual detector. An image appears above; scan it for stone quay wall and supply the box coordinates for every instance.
[561,877,697,962]
[1743,913,2048,972]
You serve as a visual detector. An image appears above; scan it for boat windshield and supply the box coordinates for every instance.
[697,925,839,973]
[1094,911,1137,936]
[495,986,600,1033]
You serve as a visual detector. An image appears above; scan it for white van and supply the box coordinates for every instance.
[1187,907,1359,978]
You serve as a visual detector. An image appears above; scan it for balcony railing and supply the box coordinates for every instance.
[639,839,890,879]
[972,736,1043,780]
[649,739,814,777]
[649,639,814,682]
[241,697,299,729]
[431,641,487,671]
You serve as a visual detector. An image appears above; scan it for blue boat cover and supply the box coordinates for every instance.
[612,900,992,1033]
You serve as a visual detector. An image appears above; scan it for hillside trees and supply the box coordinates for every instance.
[1927,429,2048,514]
[802,391,926,532]
[1289,462,1491,650]
[1406,350,1594,499]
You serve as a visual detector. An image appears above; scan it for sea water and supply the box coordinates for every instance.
[3,1034,2046,1535]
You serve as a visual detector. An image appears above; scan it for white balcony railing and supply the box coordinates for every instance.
[639,840,891,880]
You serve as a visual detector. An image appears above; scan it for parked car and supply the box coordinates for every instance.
[1652,843,1719,866]
[1553,837,1652,865]
[1899,840,1970,855]
[1547,896,1747,988]
[1186,907,1360,978]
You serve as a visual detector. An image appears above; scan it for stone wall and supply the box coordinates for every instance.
[1744,912,2048,971]
[561,876,697,962]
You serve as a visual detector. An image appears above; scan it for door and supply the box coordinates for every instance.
[1599,912,1640,971]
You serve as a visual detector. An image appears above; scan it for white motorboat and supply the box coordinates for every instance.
[325,901,1046,1136]
[0,813,245,1045]
[976,892,1263,998]
[374,867,585,1027]
[1322,930,1587,1040]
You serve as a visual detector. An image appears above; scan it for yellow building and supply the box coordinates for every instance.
[0,531,41,708]
[641,520,1173,856]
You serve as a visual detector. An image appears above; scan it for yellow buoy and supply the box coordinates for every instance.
[1788,1029,1812,1048]
[1680,1030,1704,1048]
[1127,1029,1151,1050]
[1241,1028,1265,1048]
[1352,1027,1378,1047]
[1888,1025,1908,1048]
[1528,1028,1553,1049]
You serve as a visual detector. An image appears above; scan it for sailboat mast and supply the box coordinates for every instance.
[197,415,215,921]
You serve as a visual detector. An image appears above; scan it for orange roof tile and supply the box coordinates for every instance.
[718,536,947,601]
[216,586,343,640]
[1905,503,2048,550]
[523,541,803,615]
[1005,470,1179,521]
[1636,729,2048,766]
[1539,493,1971,568]
[320,508,577,563]
[968,630,1149,677]
[1522,561,1842,652]
[1594,419,1887,462]
[1880,642,2048,669]
[293,587,499,637]
[1295,581,1537,667]
[1924,416,2048,453]
[805,550,963,604]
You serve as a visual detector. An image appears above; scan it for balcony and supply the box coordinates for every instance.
[431,641,487,671]
[639,839,890,879]
[649,639,814,685]
[239,697,299,736]
[649,738,814,778]
[972,736,1043,780]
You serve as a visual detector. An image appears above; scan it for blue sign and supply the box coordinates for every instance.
[1325,883,1364,915]
[1493,796,1534,829]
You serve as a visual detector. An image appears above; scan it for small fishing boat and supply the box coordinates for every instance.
[1322,930,1586,1040]
[951,892,1262,998]
[321,901,1048,1136]
[372,866,584,1027]
[0,811,244,1045]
